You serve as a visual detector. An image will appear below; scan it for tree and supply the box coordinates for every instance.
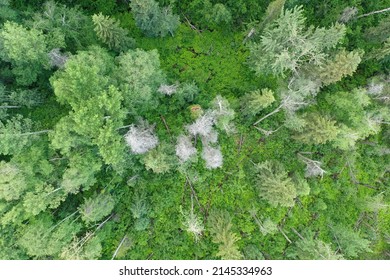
[186,111,215,138]
[257,0,285,32]
[61,151,102,194]
[210,95,235,134]
[48,48,68,68]
[141,143,176,174]
[0,115,48,155]
[249,6,346,77]
[130,190,150,231]
[294,230,344,260]
[18,214,81,258]
[79,193,115,224]
[175,134,197,163]
[208,209,242,260]
[0,161,27,201]
[115,49,165,114]
[130,0,180,37]
[124,120,159,155]
[317,49,362,86]
[254,160,297,207]
[92,13,135,52]
[51,46,114,108]
[182,207,204,242]
[0,21,49,85]
[241,88,275,117]
[201,145,223,169]
[330,224,372,258]
[298,153,326,178]
[294,113,340,145]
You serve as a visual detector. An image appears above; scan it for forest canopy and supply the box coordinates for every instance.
[0,0,389,260]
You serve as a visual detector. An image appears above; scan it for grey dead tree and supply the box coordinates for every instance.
[124,120,159,154]
[298,153,327,178]
[48,48,68,68]
[175,134,197,162]
[202,145,223,169]
[158,84,178,96]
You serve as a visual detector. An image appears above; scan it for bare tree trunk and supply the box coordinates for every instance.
[0,106,21,109]
[253,105,283,126]
[19,130,52,136]
[357,7,390,18]
[111,234,128,260]
[278,226,292,243]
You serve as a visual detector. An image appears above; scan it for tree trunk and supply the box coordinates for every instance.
[357,7,390,18]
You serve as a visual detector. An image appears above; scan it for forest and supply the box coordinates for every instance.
[0,0,389,260]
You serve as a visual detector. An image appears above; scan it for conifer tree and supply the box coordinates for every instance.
[130,0,180,37]
[79,193,115,224]
[254,160,297,207]
[241,88,275,117]
[317,49,362,86]
[92,13,135,52]
[208,209,242,260]
[294,113,340,144]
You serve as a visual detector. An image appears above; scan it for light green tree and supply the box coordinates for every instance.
[317,49,362,86]
[249,6,346,77]
[0,21,49,85]
[0,161,27,201]
[241,88,275,117]
[116,49,165,114]
[294,113,340,144]
[79,193,115,224]
[208,209,243,260]
[254,160,297,207]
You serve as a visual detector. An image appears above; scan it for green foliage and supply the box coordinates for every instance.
[130,0,180,37]
[254,160,297,207]
[317,49,362,86]
[294,113,340,145]
[0,0,387,261]
[208,209,243,260]
[0,21,49,85]
[249,6,346,76]
[92,13,135,52]
[330,224,372,258]
[241,88,275,117]
[18,214,81,258]
[79,193,115,224]
[141,143,177,174]
[294,231,344,260]
[0,161,27,201]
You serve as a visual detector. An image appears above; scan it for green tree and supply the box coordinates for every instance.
[294,113,340,145]
[92,13,135,52]
[254,160,297,207]
[141,143,176,174]
[241,88,275,117]
[330,224,372,258]
[0,161,27,201]
[116,49,165,114]
[0,115,48,155]
[130,0,180,37]
[18,214,81,258]
[294,231,344,260]
[317,49,362,86]
[0,21,49,85]
[208,209,242,260]
[27,1,95,50]
[79,193,115,224]
[249,6,346,77]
